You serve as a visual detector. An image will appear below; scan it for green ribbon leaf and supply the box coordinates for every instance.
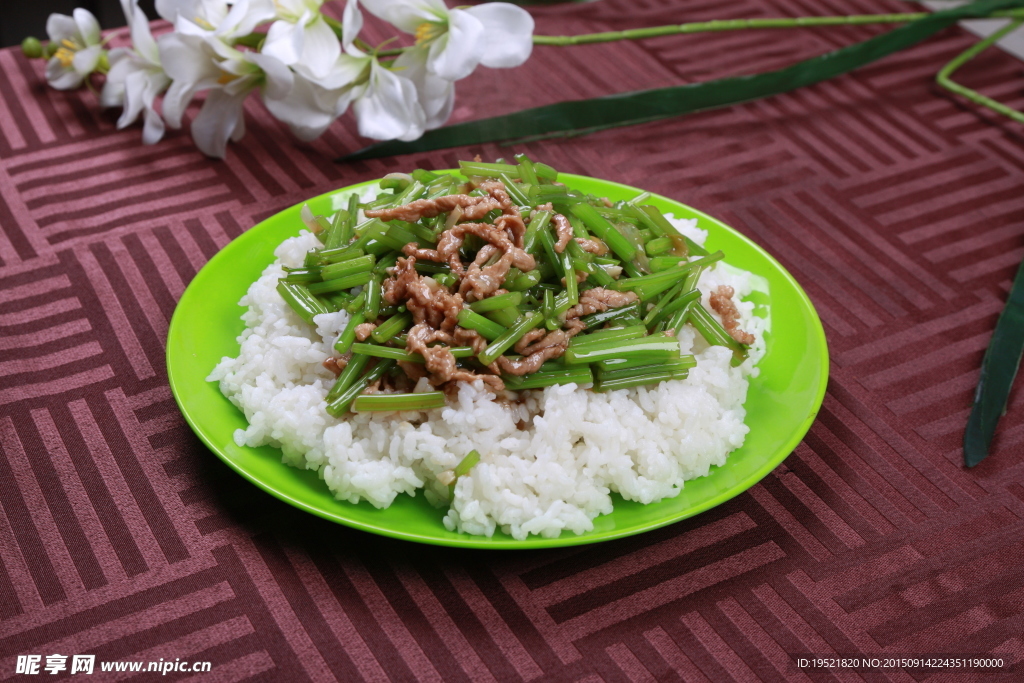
[964,260,1024,467]
[340,0,1024,161]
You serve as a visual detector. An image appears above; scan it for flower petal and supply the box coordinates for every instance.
[304,53,368,90]
[427,9,484,81]
[142,106,166,145]
[263,74,337,140]
[465,3,534,69]
[300,16,341,80]
[262,19,304,65]
[118,69,149,129]
[341,0,363,50]
[353,62,424,141]
[45,59,83,90]
[45,14,79,42]
[72,44,103,76]
[73,8,102,45]
[220,0,276,39]
[161,80,195,128]
[127,1,161,64]
[158,33,221,127]
[394,47,453,129]
[158,33,220,85]
[154,0,198,23]
[100,51,132,107]
[360,0,442,34]
[248,52,294,101]
[190,89,247,158]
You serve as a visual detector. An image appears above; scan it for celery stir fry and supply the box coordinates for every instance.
[275,158,755,416]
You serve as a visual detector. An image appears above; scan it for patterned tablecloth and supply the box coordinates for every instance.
[2,0,1023,680]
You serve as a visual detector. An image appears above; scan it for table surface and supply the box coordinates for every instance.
[1,0,1023,680]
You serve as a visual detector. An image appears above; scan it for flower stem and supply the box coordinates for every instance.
[532,10,1024,45]
[935,17,1024,124]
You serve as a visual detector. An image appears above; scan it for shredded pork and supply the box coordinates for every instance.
[365,194,500,222]
[360,180,663,393]
[552,214,573,253]
[564,287,638,320]
[709,285,755,345]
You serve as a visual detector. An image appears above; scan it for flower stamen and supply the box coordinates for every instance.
[415,21,445,46]
[54,47,76,67]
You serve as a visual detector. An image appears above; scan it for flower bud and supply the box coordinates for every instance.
[21,37,43,59]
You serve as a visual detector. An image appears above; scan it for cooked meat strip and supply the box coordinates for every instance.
[501,325,586,376]
[472,244,501,266]
[519,329,576,356]
[397,360,427,382]
[406,323,453,349]
[709,285,755,345]
[496,345,565,375]
[564,287,638,320]
[405,222,535,277]
[322,353,350,377]
[561,270,589,286]
[480,180,527,248]
[407,323,504,390]
[552,214,573,253]
[364,194,500,223]
[459,249,519,302]
[384,257,463,331]
[354,323,377,341]
[564,318,586,336]
[382,256,420,304]
[513,328,546,354]
[575,237,608,255]
[453,327,490,355]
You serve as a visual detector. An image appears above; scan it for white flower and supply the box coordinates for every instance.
[261,0,366,140]
[101,0,171,144]
[263,58,362,140]
[350,55,425,141]
[361,0,533,81]
[162,0,276,43]
[45,8,104,90]
[393,47,452,130]
[261,0,341,80]
[158,32,292,157]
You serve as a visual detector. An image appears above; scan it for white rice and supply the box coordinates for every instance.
[208,216,768,539]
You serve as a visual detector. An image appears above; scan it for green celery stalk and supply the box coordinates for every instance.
[277,281,329,324]
[371,312,413,343]
[468,291,523,313]
[479,312,544,365]
[321,254,376,280]
[326,359,396,416]
[502,366,594,390]
[563,334,681,364]
[569,325,648,348]
[307,270,372,294]
[334,312,366,353]
[353,392,446,412]
[325,353,370,402]
[570,203,636,262]
[596,354,697,372]
[457,309,507,340]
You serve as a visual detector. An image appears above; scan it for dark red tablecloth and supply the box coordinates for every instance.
[2,0,1023,680]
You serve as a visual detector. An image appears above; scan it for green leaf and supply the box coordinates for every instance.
[964,259,1024,467]
[339,0,1024,161]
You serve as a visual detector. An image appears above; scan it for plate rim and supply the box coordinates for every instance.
[167,172,830,549]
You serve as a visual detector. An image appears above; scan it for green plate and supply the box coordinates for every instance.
[167,173,829,548]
